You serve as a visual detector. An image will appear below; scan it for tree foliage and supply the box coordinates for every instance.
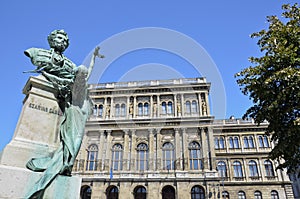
[235,3,300,172]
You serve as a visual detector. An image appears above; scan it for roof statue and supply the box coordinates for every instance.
[24,29,104,199]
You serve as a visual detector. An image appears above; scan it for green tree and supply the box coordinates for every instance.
[235,3,300,172]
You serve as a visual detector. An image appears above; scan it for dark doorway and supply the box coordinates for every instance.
[134,186,147,199]
[80,186,92,199]
[162,185,175,199]
[106,186,119,199]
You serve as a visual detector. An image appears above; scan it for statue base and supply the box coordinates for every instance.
[0,164,81,199]
[0,75,82,198]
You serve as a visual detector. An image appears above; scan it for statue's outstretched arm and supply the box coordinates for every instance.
[87,47,104,80]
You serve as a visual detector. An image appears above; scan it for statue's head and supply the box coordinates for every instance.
[47,30,69,52]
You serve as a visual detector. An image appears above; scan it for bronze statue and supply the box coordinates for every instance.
[24,30,104,198]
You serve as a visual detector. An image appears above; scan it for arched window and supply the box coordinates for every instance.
[259,135,270,148]
[233,161,243,178]
[115,104,120,117]
[191,100,198,113]
[234,137,240,148]
[138,103,143,116]
[249,136,254,148]
[258,136,264,147]
[238,191,246,199]
[217,161,227,177]
[137,143,149,171]
[163,142,175,170]
[264,160,275,176]
[244,137,249,148]
[214,137,219,149]
[161,102,167,115]
[191,185,205,199]
[270,190,279,199]
[249,160,259,177]
[222,191,230,199]
[189,142,202,170]
[186,101,191,114]
[254,191,262,199]
[263,136,269,147]
[134,186,147,199]
[98,105,103,117]
[229,137,234,149]
[144,103,149,116]
[167,101,173,114]
[112,144,123,171]
[81,186,92,199]
[106,186,119,199]
[86,145,98,171]
[121,104,126,117]
[219,137,225,149]
[162,186,175,199]
[93,105,97,116]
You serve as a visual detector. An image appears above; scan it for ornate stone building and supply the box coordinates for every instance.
[72,77,294,199]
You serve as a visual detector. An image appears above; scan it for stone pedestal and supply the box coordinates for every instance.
[0,75,81,198]
[0,165,81,199]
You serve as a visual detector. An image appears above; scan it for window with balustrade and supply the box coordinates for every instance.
[264,160,275,177]
[136,143,149,171]
[233,161,243,178]
[86,144,98,171]
[248,160,259,177]
[112,144,123,171]
[217,161,227,178]
[163,142,175,170]
[189,141,203,170]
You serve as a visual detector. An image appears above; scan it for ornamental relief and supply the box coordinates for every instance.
[184,94,197,100]
[160,95,174,101]
[114,97,127,104]
[136,96,150,102]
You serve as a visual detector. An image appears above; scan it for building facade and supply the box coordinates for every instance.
[72,77,294,199]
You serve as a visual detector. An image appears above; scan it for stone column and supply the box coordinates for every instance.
[133,96,137,118]
[174,94,177,117]
[258,158,264,181]
[157,95,160,117]
[123,130,130,170]
[130,130,137,171]
[150,95,153,117]
[181,128,188,170]
[127,97,130,119]
[156,129,162,170]
[181,94,185,116]
[207,127,216,170]
[98,130,105,170]
[227,159,232,181]
[105,130,112,171]
[110,97,114,118]
[198,93,202,116]
[174,128,181,170]
[200,128,208,170]
[254,134,259,151]
[148,129,154,170]
[103,97,107,119]
[242,158,248,181]
[205,92,210,115]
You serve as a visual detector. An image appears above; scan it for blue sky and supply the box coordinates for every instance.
[0,0,297,150]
